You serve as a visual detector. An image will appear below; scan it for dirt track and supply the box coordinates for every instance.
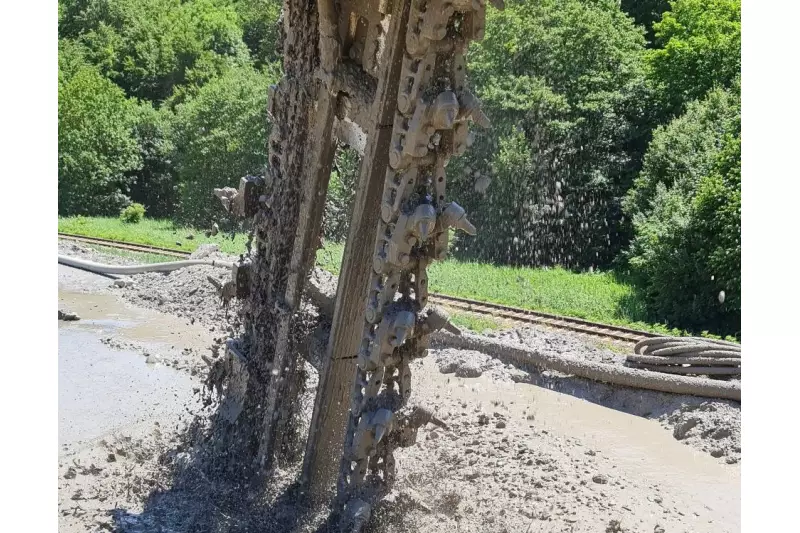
[58,241,740,532]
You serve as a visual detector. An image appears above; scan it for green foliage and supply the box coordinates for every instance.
[59,48,140,216]
[232,0,283,68]
[647,0,741,117]
[59,0,251,103]
[127,103,178,218]
[620,0,671,45]
[120,202,146,223]
[58,37,90,82]
[450,0,649,269]
[322,146,361,242]
[58,1,273,224]
[624,87,740,220]
[623,87,740,335]
[693,135,741,317]
[172,65,277,225]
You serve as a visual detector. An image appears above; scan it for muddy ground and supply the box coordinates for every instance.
[58,241,741,532]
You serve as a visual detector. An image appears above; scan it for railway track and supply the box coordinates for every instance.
[428,293,655,344]
[58,232,655,343]
[58,232,192,259]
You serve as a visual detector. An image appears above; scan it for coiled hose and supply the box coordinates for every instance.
[627,336,741,376]
[58,255,234,275]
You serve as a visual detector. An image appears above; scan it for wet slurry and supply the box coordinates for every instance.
[57,247,740,533]
[58,325,197,450]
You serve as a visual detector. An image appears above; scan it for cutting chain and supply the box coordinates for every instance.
[337,0,499,522]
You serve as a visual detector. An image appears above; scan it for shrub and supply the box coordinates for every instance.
[120,202,146,223]
[622,87,740,335]
[692,134,740,321]
[624,85,740,218]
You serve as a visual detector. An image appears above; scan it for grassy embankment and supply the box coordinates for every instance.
[59,216,685,336]
[59,216,250,254]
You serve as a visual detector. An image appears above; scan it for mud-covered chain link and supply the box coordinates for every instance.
[338,0,495,521]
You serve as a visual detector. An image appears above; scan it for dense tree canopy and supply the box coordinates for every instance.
[172,65,276,224]
[59,41,140,216]
[617,0,741,332]
[59,0,251,103]
[647,0,741,117]
[232,0,283,68]
[126,102,177,218]
[623,87,741,335]
[620,0,671,45]
[693,134,741,325]
[58,0,281,223]
[449,0,649,268]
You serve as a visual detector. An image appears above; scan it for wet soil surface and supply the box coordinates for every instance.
[57,241,740,532]
[59,327,197,448]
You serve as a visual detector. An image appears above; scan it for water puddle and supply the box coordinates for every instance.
[58,289,212,351]
[80,318,138,328]
[58,327,198,451]
[58,283,211,453]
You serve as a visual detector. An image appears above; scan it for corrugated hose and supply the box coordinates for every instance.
[626,337,741,376]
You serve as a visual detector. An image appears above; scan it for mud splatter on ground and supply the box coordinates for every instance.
[58,240,741,532]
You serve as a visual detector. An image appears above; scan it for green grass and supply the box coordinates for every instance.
[311,240,680,335]
[430,261,706,336]
[427,260,660,331]
[58,216,249,255]
[59,217,711,337]
[315,242,345,274]
[449,312,508,333]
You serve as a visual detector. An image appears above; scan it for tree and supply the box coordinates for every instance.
[59,41,140,216]
[59,0,251,103]
[623,87,740,335]
[624,86,740,219]
[127,103,178,218]
[693,134,740,325]
[449,0,649,269]
[172,65,278,225]
[620,0,671,46]
[232,0,283,69]
[647,0,741,117]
